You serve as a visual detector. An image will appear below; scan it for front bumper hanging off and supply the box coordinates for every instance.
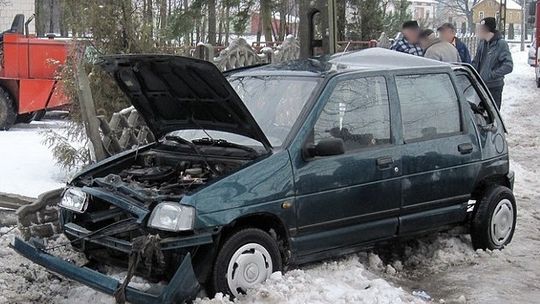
[10,237,200,304]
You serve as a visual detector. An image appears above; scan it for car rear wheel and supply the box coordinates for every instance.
[471,185,516,250]
[0,86,16,130]
[210,228,282,298]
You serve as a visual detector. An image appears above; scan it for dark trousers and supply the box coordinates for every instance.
[488,86,503,110]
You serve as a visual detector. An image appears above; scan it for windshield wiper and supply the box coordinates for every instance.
[191,138,257,154]
[164,135,218,175]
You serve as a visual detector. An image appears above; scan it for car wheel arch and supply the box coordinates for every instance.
[218,213,291,263]
[471,174,512,200]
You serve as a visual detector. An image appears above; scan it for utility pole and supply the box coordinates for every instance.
[521,0,526,51]
[499,0,507,36]
[327,0,338,54]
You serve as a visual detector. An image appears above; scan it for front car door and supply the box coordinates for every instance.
[394,71,482,234]
[289,73,402,259]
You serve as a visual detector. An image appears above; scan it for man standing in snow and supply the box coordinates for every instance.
[419,29,461,63]
[472,17,513,109]
[390,21,423,56]
[437,23,472,64]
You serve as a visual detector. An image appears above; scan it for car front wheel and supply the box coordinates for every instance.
[210,228,282,298]
[471,185,516,250]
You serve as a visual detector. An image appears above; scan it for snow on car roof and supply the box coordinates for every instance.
[328,47,450,70]
[233,47,450,77]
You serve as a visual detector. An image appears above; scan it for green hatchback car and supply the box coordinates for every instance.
[13,48,516,303]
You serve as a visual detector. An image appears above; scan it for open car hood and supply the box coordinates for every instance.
[99,55,272,151]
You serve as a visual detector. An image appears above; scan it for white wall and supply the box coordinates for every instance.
[0,0,35,34]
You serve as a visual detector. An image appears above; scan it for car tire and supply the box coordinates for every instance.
[536,78,540,88]
[471,185,516,250]
[0,86,16,130]
[210,228,282,298]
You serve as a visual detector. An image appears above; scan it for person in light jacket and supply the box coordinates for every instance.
[437,23,472,64]
[419,29,461,63]
[472,17,513,109]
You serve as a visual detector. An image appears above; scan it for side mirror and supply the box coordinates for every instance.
[304,138,345,158]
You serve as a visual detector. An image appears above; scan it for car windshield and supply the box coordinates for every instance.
[169,76,319,148]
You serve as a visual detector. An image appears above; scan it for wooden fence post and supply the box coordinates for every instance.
[76,60,106,162]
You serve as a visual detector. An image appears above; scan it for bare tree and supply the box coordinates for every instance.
[437,0,480,33]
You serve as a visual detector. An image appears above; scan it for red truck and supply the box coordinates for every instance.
[0,14,70,130]
[529,1,540,87]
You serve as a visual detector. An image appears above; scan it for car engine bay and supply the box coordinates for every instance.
[89,148,249,203]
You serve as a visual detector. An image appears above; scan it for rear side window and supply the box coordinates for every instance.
[313,76,391,151]
[396,74,461,142]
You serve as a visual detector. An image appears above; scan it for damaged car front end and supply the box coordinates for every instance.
[11,54,315,303]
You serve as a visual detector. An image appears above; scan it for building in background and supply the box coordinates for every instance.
[435,4,469,35]
[0,0,35,33]
[408,0,438,28]
[472,0,522,36]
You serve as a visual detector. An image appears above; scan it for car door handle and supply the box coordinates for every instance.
[376,156,394,168]
[458,143,473,154]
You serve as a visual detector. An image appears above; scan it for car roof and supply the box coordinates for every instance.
[229,47,451,78]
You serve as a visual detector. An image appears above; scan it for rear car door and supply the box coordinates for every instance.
[290,74,402,257]
[395,72,481,234]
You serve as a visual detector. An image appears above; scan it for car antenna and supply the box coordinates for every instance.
[333,41,351,69]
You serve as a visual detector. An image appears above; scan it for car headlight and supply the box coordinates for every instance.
[147,202,195,232]
[59,187,88,213]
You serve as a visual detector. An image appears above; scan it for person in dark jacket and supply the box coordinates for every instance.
[437,23,472,64]
[472,17,513,109]
[390,21,424,56]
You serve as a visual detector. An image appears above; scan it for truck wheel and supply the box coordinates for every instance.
[471,186,516,250]
[210,228,282,298]
[0,86,16,130]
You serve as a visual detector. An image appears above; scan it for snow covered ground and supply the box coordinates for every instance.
[0,49,539,303]
[0,119,68,197]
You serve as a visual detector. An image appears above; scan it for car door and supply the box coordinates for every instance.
[394,72,481,234]
[289,74,402,257]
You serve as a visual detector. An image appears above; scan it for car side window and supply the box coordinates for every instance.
[455,73,494,127]
[313,76,391,152]
[395,74,461,142]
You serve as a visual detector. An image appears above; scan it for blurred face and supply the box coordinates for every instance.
[438,28,455,43]
[403,28,420,44]
[477,25,491,40]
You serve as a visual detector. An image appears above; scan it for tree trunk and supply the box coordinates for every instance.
[467,12,474,34]
[217,2,224,45]
[159,0,167,31]
[144,0,154,39]
[76,61,106,162]
[207,0,216,44]
[336,0,346,41]
[261,0,273,42]
[224,4,230,45]
[279,0,287,40]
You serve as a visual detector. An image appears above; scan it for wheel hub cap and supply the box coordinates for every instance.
[490,198,514,246]
[226,243,273,297]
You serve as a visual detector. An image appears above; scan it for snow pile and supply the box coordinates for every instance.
[0,120,68,197]
[196,256,420,304]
